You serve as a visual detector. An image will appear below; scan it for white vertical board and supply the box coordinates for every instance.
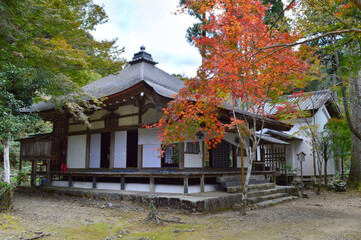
[114,131,127,168]
[89,133,101,168]
[67,135,86,168]
[142,144,161,168]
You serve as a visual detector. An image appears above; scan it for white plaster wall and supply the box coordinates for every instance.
[142,108,162,124]
[68,124,87,133]
[286,106,336,176]
[90,121,105,130]
[118,116,138,126]
[138,128,161,144]
[89,109,109,120]
[67,135,87,168]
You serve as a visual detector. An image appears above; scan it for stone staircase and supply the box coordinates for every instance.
[220,176,298,209]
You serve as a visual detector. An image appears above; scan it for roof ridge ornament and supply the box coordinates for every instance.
[129,45,158,65]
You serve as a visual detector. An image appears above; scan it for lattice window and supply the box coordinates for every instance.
[185,142,200,154]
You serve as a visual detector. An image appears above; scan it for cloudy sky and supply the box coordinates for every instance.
[92,0,202,77]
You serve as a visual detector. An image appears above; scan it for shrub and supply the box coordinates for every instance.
[0,181,13,211]
[16,169,29,186]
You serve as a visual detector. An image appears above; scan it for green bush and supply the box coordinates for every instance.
[0,181,13,211]
[16,169,29,186]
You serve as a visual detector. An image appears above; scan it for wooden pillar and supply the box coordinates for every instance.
[200,174,205,193]
[232,145,237,168]
[202,142,206,169]
[149,177,155,193]
[184,174,189,194]
[68,175,73,187]
[92,176,97,189]
[85,134,90,169]
[46,160,51,187]
[19,144,23,171]
[120,175,125,190]
[179,142,185,170]
[109,131,115,169]
[31,160,36,187]
[137,145,143,169]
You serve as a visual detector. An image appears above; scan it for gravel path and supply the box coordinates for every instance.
[0,188,360,239]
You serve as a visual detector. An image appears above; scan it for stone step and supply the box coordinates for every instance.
[227,182,276,193]
[247,187,288,198]
[222,179,270,189]
[248,183,276,191]
[251,196,298,210]
[247,192,288,204]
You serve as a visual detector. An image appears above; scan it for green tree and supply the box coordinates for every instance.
[0,0,126,183]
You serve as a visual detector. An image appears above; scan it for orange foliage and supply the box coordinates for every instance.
[153,0,309,147]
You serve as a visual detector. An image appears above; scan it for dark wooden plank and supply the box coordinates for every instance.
[149,177,155,193]
[200,174,205,193]
[68,175,73,187]
[121,175,125,190]
[184,174,189,194]
[92,176,97,189]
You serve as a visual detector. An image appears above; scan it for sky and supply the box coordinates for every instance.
[91,0,202,77]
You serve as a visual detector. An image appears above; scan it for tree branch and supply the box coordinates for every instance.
[259,29,361,50]
[350,0,361,11]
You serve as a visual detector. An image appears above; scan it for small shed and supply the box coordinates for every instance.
[17,133,61,186]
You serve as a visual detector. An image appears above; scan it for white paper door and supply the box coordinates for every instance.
[142,144,161,168]
[67,135,87,168]
[114,131,127,168]
[89,133,101,168]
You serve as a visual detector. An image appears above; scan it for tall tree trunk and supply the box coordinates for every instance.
[348,72,361,189]
[3,138,11,183]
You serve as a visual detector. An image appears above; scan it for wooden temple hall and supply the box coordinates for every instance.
[19,46,293,194]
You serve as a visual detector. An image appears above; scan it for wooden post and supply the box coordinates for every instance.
[149,177,155,193]
[85,134,90,169]
[184,174,189,194]
[31,160,36,187]
[109,131,115,169]
[46,160,51,187]
[92,176,97,189]
[68,175,73,187]
[179,142,185,170]
[120,175,125,190]
[200,174,205,192]
[19,144,23,171]
[137,145,143,169]
[232,145,237,168]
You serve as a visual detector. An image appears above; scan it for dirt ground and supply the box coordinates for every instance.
[0,188,360,240]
